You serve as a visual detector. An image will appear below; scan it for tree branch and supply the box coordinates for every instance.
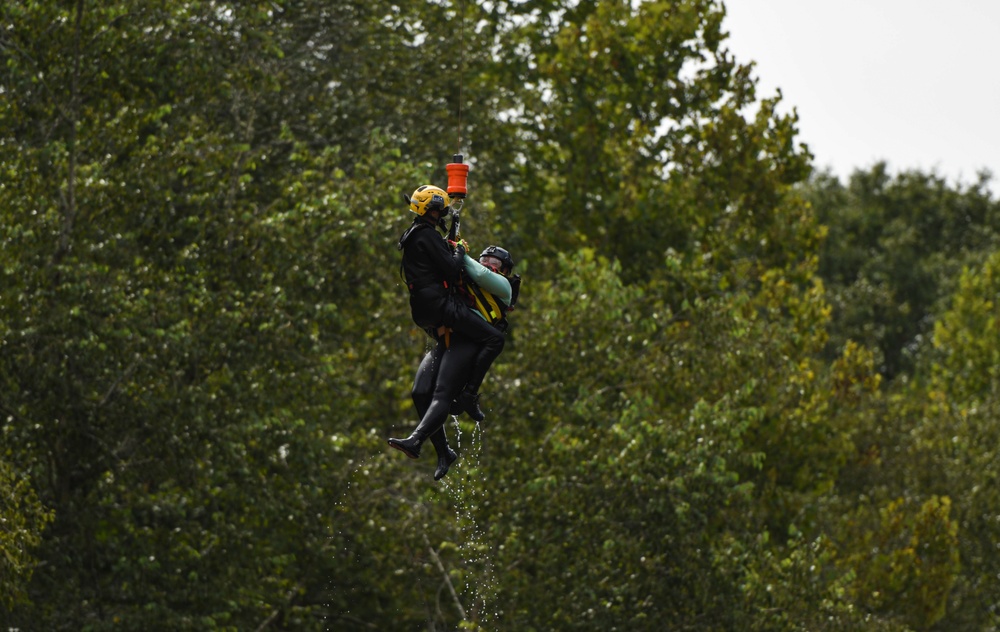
[97,355,141,409]
[422,533,466,621]
[254,586,299,632]
[57,0,85,263]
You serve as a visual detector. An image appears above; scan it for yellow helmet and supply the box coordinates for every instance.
[406,185,450,216]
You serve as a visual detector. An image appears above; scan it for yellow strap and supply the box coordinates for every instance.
[437,325,452,348]
[471,288,503,324]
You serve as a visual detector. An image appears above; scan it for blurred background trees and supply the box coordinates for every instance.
[1,0,997,630]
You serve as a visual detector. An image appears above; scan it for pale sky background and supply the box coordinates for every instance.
[722,1,1000,195]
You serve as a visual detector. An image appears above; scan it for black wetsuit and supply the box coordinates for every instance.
[410,332,481,459]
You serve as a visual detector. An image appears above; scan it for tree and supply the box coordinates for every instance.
[817,202,1000,632]
[0,1,424,627]
[903,253,1000,630]
[5,0,973,629]
[0,460,53,611]
[472,0,813,286]
[807,164,1000,379]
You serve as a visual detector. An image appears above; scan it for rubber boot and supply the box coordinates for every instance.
[428,429,458,480]
[435,448,458,480]
[456,389,485,422]
[387,434,424,459]
[388,400,450,459]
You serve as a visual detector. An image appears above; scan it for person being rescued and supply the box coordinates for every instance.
[388,184,520,475]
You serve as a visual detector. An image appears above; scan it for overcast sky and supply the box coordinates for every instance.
[722,0,1000,194]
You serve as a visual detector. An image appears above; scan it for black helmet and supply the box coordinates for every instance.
[479,246,514,275]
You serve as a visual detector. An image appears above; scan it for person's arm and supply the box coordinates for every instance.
[462,254,512,304]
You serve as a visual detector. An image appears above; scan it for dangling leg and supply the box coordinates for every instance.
[387,400,451,459]
[447,310,505,422]
[411,343,441,421]
[410,340,458,479]
[389,334,473,461]
[429,335,482,478]
[390,338,439,459]
[427,429,458,480]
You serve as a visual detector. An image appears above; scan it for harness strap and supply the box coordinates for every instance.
[408,279,450,292]
[436,325,451,348]
[467,283,507,326]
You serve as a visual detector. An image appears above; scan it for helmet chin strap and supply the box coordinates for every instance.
[436,212,451,232]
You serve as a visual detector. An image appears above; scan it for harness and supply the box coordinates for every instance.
[407,278,450,292]
[465,273,520,332]
[467,283,508,327]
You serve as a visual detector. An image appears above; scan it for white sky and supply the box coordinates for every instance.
[722,0,1000,194]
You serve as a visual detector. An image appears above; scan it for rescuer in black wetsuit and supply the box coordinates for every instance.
[388,185,505,464]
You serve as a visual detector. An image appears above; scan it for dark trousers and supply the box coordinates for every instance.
[411,289,505,395]
[411,331,482,456]
[444,306,505,394]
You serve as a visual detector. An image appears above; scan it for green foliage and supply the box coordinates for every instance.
[841,496,960,630]
[0,460,53,611]
[929,251,1000,398]
[907,253,1000,630]
[808,164,1000,379]
[821,228,1000,632]
[739,532,909,632]
[0,1,421,628]
[485,0,813,284]
[2,0,997,630]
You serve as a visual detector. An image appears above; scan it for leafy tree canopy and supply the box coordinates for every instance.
[1,1,996,630]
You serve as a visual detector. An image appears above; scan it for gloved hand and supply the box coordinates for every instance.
[449,239,469,257]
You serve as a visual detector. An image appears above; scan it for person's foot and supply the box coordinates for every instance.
[387,436,422,459]
[456,390,485,422]
[434,448,459,481]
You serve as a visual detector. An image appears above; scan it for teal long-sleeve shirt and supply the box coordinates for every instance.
[462,254,511,321]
